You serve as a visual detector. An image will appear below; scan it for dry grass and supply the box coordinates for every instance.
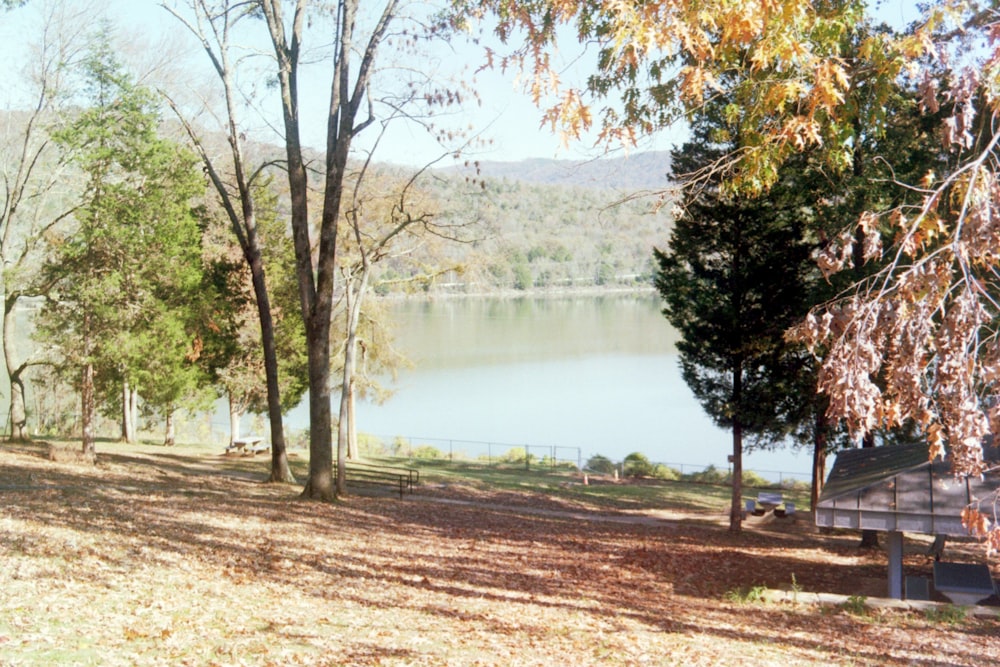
[1,441,998,666]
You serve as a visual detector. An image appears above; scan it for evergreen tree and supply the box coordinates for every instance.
[654,110,815,532]
[37,27,214,453]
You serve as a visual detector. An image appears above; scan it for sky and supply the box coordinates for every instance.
[0,0,684,168]
[1,0,926,167]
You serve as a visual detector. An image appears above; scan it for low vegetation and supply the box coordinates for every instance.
[1,441,997,666]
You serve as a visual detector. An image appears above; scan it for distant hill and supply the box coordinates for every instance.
[439,151,673,191]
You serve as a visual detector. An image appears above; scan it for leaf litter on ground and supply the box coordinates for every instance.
[0,442,998,666]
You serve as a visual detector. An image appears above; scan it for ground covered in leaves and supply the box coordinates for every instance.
[1,443,998,666]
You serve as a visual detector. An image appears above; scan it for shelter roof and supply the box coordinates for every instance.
[815,443,1000,536]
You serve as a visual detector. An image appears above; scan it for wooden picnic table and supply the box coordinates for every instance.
[226,436,268,456]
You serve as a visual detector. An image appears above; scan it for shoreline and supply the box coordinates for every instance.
[375,284,657,302]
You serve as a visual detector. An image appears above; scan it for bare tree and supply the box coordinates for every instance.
[162,0,297,483]
[334,155,470,480]
[1,1,90,441]
[258,0,479,499]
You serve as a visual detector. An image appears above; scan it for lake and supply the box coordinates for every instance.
[288,293,815,482]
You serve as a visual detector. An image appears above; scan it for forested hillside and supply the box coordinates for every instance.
[372,152,676,295]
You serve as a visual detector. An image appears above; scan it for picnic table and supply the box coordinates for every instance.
[745,493,794,519]
[225,436,269,456]
[932,561,996,606]
[756,492,783,511]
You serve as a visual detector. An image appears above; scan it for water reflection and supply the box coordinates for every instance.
[324,293,813,480]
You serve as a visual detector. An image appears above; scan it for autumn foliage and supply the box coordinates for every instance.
[452,0,1000,547]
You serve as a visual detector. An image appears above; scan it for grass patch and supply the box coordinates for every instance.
[724,585,769,604]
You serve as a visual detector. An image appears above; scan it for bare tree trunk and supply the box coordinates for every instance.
[121,380,136,443]
[859,430,879,548]
[730,419,744,532]
[303,321,336,500]
[249,259,296,484]
[3,296,29,441]
[81,362,95,457]
[228,393,241,447]
[347,385,357,460]
[164,409,176,447]
[729,363,744,533]
[259,0,398,501]
[130,388,139,440]
[811,409,828,512]
[339,268,368,473]
[162,6,295,485]
[8,374,28,441]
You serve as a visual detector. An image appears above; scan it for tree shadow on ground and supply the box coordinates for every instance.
[2,444,998,666]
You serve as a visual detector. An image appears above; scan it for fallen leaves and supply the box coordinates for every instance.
[0,444,998,666]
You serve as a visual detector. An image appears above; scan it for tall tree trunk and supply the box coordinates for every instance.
[811,408,828,512]
[121,380,136,443]
[3,295,29,441]
[259,0,397,501]
[730,418,744,533]
[729,362,744,533]
[228,393,241,447]
[339,268,369,469]
[247,251,296,484]
[81,362,95,457]
[303,317,335,500]
[164,409,176,447]
[859,431,879,548]
[335,280,357,493]
[274,43,336,499]
[347,385,357,460]
[130,388,139,440]
[163,8,294,485]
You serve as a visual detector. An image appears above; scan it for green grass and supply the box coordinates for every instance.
[41,438,811,514]
[362,454,811,513]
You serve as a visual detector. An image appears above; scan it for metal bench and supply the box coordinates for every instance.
[334,462,419,499]
[933,561,996,606]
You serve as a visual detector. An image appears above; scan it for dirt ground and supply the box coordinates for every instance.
[1,443,998,666]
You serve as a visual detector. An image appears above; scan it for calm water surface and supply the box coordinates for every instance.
[304,293,814,480]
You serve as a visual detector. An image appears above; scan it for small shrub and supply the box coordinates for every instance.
[391,436,408,456]
[622,452,655,478]
[686,464,729,484]
[357,433,385,456]
[724,585,767,604]
[586,454,616,475]
[780,478,811,492]
[924,605,967,625]
[652,464,681,481]
[840,595,868,616]
[741,470,771,488]
[410,444,443,460]
[498,447,532,464]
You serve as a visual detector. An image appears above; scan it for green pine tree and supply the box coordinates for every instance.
[654,108,815,532]
[38,26,216,453]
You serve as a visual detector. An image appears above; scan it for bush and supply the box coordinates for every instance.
[652,464,681,481]
[741,470,771,488]
[497,447,535,464]
[622,452,655,478]
[686,464,729,484]
[410,444,443,460]
[585,454,616,475]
